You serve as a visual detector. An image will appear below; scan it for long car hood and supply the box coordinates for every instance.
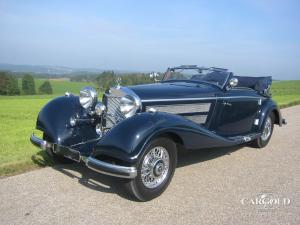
[127,82,217,101]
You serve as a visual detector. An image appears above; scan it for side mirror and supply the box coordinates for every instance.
[229,78,238,87]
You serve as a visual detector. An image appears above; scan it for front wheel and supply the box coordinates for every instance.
[127,137,177,201]
[250,113,274,148]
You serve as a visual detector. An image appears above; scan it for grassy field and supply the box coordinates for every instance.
[18,78,97,95]
[0,97,52,176]
[271,80,300,108]
[0,80,299,177]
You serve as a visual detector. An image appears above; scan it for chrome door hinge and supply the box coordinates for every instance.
[222,101,232,106]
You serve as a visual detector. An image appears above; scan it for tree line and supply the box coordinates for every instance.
[0,71,52,95]
[0,70,162,95]
[95,71,160,91]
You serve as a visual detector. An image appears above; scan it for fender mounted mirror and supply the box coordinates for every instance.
[229,78,238,87]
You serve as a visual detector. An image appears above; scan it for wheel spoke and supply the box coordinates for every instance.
[261,117,272,141]
[141,146,170,189]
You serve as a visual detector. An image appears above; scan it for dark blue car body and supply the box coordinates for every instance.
[31,66,285,179]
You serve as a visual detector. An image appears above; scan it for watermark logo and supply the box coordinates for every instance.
[241,193,291,210]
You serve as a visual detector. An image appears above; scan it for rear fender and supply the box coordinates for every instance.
[257,98,282,133]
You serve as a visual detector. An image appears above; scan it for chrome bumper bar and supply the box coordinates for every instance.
[30,134,137,179]
[83,157,137,179]
[30,134,53,150]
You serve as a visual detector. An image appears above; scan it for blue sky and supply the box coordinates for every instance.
[0,0,299,79]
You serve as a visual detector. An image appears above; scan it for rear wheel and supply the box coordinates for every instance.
[250,113,274,148]
[127,137,177,201]
[43,134,73,164]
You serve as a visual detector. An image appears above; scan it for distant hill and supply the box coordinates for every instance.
[0,63,104,75]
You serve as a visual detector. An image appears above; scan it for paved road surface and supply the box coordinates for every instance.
[1,106,299,225]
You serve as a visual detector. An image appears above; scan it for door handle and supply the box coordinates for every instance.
[222,101,232,106]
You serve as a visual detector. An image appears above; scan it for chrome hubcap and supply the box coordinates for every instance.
[141,146,170,189]
[261,116,272,141]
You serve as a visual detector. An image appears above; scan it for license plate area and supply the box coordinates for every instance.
[53,145,81,162]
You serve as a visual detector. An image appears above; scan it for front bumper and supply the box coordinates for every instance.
[30,134,137,179]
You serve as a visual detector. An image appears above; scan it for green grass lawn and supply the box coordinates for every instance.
[0,80,299,177]
[0,97,52,176]
[271,80,300,108]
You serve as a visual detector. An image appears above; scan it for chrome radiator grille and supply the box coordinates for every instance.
[105,94,125,128]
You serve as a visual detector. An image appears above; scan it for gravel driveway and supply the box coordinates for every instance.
[1,106,299,225]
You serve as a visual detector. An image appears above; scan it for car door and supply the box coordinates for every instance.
[213,88,260,136]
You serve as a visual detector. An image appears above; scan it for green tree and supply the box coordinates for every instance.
[96,71,116,90]
[38,80,53,94]
[0,71,9,95]
[95,71,154,91]
[0,71,20,95]
[7,75,20,95]
[22,74,36,95]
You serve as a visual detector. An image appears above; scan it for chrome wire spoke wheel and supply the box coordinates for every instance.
[261,116,272,141]
[128,137,177,201]
[141,146,170,189]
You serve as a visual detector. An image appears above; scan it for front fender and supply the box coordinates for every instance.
[36,95,98,154]
[93,112,237,164]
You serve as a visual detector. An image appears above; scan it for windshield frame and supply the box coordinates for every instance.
[162,66,232,89]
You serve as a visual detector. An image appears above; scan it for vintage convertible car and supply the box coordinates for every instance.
[30,65,286,201]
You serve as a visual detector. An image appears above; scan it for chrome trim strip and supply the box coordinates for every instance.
[85,156,137,179]
[141,96,262,103]
[146,103,211,114]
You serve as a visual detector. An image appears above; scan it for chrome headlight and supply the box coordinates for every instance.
[120,95,141,118]
[79,87,98,109]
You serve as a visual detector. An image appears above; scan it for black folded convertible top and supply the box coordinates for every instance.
[233,76,272,93]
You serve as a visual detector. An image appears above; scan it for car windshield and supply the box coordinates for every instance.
[162,67,230,88]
